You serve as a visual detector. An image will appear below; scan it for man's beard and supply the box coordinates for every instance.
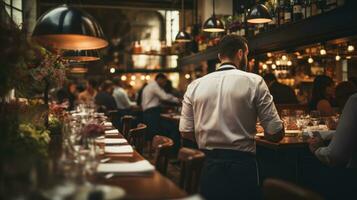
[239,56,247,71]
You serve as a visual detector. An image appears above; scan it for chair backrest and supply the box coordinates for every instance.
[128,123,147,154]
[121,115,134,138]
[152,135,174,175]
[178,147,205,194]
[263,178,323,200]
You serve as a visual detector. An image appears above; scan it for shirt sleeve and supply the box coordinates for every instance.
[179,84,194,132]
[314,94,357,167]
[154,84,179,103]
[255,77,283,134]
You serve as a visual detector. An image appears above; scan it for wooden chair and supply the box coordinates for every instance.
[178,147,205,194]
[128,123,147,154]
[121,115,134,139]
[152,135,174,176]
[263,178,323,200]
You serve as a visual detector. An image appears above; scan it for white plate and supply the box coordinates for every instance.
[74,184,125,200]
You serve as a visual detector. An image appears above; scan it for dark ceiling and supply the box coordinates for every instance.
[37,0,194,10]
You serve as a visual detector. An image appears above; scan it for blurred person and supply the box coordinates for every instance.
[95,80,117,112]
[180,35,284,200]
[348,76,357,88]
[335,81,357,112]
[56,81,77,110]
[309,75,335,116]
[141,73,179,140]
[163,80,181,98]
[263,73,299,104]
[79,79,98,104]
[112,77,137,118]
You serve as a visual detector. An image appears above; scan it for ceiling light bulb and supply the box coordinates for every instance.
[185,74,191,79]
[347,45,354,52]
[121,75,127,81]
[282,55,287,61]
[145,75,151,80]
[276,60,281,66]
[141,75,146,80]
[267,52,272,57]
[320,49,326,55]
[262,64,268,70]
[110,67,115,74]
[131,75,136,80]
[287,60,292,66]
[308,57,314,64]
[335,55,341,61]
[271,64,277,70]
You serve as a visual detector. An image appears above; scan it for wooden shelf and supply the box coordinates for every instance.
[113,68,180,74]
[179,2,357,66]
[130,52,179,56]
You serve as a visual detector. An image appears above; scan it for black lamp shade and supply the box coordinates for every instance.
[32,5,108,50]
[247,4,272,24]
[175,30,191,42]
[63,50,100,62]
[203,16,225,32]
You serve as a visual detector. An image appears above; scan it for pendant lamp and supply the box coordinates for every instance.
[203,0,225,32]
[63,50,100,62]
[247,4,272,24]
[32,4,108,50]
[175,0,191,42]
[69,66,88,74]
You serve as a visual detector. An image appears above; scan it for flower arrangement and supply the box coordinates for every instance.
[81,123,105,138]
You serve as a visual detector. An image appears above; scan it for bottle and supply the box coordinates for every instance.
[284,0,292,24]
[304,0,312,18]
[293,0,303,21]
[278,0,285,25]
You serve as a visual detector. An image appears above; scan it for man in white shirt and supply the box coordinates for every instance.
[141,73,179,140]
[179,35,284,200]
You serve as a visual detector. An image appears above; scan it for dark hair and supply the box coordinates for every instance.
[263,73,277,83]
[155,73,167,80]
[335,81,357,111]
[112,77,121,86]
[348,76,357,87]
[88,79,98,88]
[309,75,334,111]
[218,35,248,60]
[100,80,113,91]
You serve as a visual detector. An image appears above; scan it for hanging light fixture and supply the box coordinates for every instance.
[70,66,88,74]
[203,0,225,32]
[63,50,100,62]
[175,0,191,42]
[308,56,314,64]
[347,44,355,52]
[335,54,341,61]
[247,3,272,24]
[32,4,108,50]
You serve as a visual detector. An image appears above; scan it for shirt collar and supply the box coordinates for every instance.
[216,62,238,71]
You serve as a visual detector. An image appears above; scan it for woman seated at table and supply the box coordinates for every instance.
[309,75,335,116]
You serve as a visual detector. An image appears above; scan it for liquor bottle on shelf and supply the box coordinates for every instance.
[284,0,292,24]
[278,0,285,25]
[293,0,303,21]
[311,0,318,16]
[303,0,312,19]
[268,1,278,29]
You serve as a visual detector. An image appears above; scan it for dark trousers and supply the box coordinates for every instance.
[143,107,161,140]
[200,149,262,200]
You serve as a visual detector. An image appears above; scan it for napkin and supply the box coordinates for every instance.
[96,138,128,145]
[105,129,119,136]
[104,145,133,154]
[103,122,112,127]
[97,160,154,174]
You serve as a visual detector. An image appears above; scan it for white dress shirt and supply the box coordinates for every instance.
[141,81,179,111]
[179,64,283,153]
[113,87,136,109]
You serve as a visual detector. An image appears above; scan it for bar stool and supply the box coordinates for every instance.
[121,115,134,139]
[263,178,323,200]
[178,147,205,194]
[128,123,147,154]
[152,135,174,175]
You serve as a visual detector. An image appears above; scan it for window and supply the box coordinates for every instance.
[3,0,23,26]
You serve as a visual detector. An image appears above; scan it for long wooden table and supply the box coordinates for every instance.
[91,130,186,200]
